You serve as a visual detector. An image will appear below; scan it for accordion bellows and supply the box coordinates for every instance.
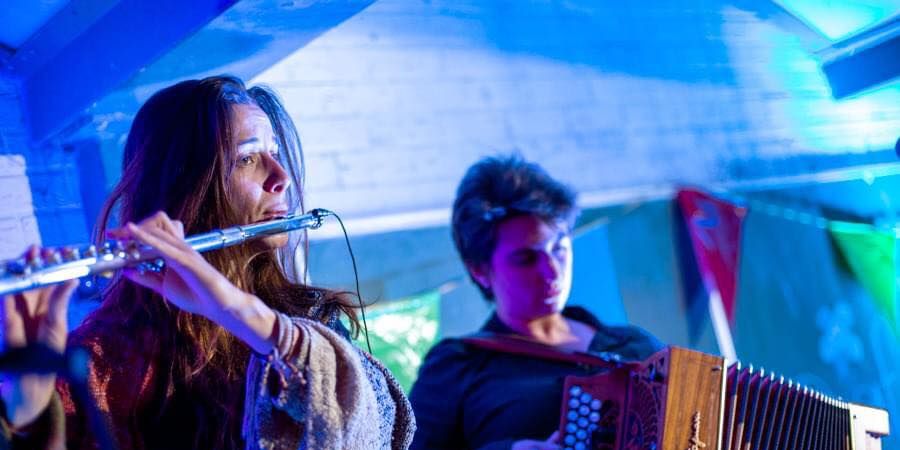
[558,347,889,450]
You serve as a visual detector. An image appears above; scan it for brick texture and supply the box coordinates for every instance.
[0,74,88,258]
[0,77,41,259]
[252,0,900,221]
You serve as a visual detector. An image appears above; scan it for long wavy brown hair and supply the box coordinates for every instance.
[78,76,358,449]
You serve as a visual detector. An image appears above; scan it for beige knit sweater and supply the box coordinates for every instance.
[0,313,415,449]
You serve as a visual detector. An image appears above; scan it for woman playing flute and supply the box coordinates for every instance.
[0,75,414,449]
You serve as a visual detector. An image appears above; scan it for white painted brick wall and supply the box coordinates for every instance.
[0,74,88,257]
[253,0,900,222]
[0,76,41,259]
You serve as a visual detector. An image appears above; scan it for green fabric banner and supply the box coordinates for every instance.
[828,221,898,334]
[354,290,441,392]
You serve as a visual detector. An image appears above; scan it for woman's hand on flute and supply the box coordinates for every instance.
[0,245,78,428]
[113,211,277,354]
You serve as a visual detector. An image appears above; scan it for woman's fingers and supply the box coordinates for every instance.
[11,289,49,344]
[125,222,192,266]
[2,279,76,351]
[2,293,28,349]
[122,267,166,295]
[148,212,185,239]
[3,246,41,348]
[128,213,191,253]
[39,280,77,352]
[115,211,236,320]
[46,280,77,320]
[22,245,40,262]
[106,211,186,250]
[134,211,185,240]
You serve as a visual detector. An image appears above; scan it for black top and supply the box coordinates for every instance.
[408,306,664,450]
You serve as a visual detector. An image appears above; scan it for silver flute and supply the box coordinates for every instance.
[0,209,332,296]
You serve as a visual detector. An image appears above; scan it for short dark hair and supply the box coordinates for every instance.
[451,155,579,299]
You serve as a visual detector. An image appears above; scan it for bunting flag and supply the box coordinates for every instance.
[677,189,747,324]
[353,290,441,392]
[676,188,747,360]
[828,221,899,335]
[672,202,709,346]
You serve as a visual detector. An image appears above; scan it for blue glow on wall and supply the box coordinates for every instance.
[775,0,900,41]
[730,8,900,154]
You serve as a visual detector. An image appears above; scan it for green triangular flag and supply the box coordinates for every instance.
[829,221,898,334]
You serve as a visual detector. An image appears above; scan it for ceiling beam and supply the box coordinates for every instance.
[104,0,377,101]
[18,0,238,143]
[820,15,900,98]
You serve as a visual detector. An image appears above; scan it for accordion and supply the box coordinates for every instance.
[558,346,890,450]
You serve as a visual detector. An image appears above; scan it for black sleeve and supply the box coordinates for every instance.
[408,339,471,450]
[608,324,666,361]
[631,325,666,358]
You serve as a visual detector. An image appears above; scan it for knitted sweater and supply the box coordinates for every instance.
[0,312,415,450]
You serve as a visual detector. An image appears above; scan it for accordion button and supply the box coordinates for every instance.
[567,410,579,421]
[569,398,580,408]
[575,442,587,450]
[578,405,590,416]
[589,412,600,423]
[569,386,582,396]
[576,430,587,440]
[577,417,589,427]
[590,399,602,410]
[579,393,592,403]
[565,435,576,445]
[566,423,578,433]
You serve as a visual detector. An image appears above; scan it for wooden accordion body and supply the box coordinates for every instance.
[558,346,890,450]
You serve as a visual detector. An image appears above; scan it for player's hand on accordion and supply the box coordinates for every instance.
[511,431,560,450]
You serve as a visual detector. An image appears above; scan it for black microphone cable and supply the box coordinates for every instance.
[310,209,372,354]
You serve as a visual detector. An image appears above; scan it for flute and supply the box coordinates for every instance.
[0,209,332,296]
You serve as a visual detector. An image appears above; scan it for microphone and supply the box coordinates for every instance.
[310,208,334,219]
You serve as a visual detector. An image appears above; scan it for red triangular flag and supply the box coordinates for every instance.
[676,188,747,326]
